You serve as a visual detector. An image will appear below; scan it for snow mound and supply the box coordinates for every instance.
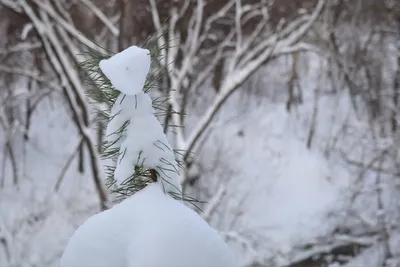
[99,46,151,95]
[60,183,237,267]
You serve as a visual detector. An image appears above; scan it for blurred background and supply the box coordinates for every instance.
[0,0,400,266]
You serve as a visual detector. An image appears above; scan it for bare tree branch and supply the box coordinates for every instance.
[201,185,226,221]
[79,0,119,37]
[18,0,108,210]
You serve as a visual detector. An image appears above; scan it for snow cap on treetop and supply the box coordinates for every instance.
[99,46,151,95]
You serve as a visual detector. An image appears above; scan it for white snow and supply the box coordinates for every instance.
[99,46,151,95]
[60,183,238,267]
[3,40,400,267]
[105,92,154,151]
[115,112,181,192]
[192,97,347,265]
[106,92,181,194]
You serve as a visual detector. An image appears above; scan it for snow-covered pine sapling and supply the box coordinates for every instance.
[88,45,182,199]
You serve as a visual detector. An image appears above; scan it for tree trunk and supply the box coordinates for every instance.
[78,142,85,174]
[287,52,299,112]
[307,87,320,149]
[392,56,399,133]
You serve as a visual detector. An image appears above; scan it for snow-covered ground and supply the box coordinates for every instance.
[1,52,399,266]
[0,96,100,266]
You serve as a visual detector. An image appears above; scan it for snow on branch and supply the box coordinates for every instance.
[244,233,380,267]
[16,0,109,209]
[150,0,326,172]
[201,185,226,221]
[0,41,41,55]
[0,65,62,92]
[0,220,13,265]
[29,0,107,52]
[78,0,119,37]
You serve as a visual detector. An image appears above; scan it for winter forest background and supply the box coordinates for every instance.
[0,0,400,266]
